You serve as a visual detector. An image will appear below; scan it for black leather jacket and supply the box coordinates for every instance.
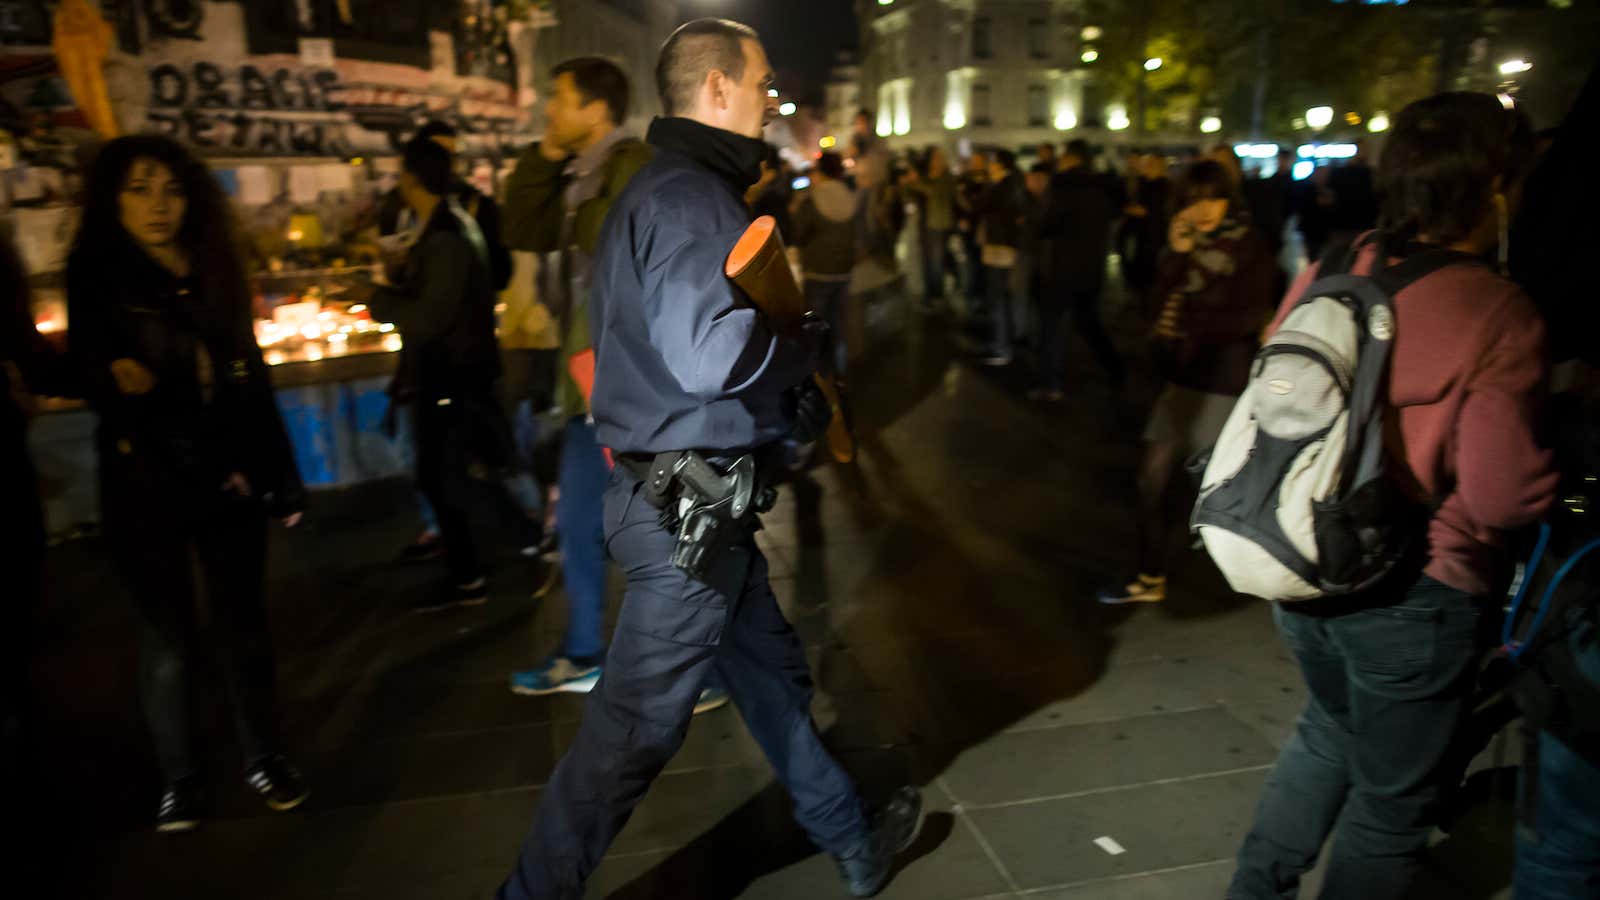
[67,244,304,519]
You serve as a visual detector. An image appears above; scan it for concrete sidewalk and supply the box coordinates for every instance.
[28,304,1516,899]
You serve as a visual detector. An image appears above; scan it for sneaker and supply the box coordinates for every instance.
[1097,574,1167,605]
[396,531,443,564]
[833,786,924,898]
[245,755,309,812]
[412,578,489,614]
[693,686,731,715]
[510,657,602,696]
[535,530,560,563]
[981,353,1014,367]
[155,778,204,833]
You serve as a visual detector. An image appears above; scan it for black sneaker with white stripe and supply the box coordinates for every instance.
[156,778,204,833]
[245,755,309,812]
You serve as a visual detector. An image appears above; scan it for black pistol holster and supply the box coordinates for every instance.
[625,451,778,581]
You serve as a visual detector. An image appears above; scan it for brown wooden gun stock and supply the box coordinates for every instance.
[724,216,855,464]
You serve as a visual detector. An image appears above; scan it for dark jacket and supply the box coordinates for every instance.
[380,178,511,291]
[1035,165,1118,292]
[67,244,303,519]
[976,172,1027,252]
[791,178,858,280]
[1149,213,1275,394]
[589,117,814,456]
[370,199,501,401]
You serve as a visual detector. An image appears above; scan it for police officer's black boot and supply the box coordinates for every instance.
[832,785,923,897]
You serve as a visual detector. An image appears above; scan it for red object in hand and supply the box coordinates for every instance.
[568,348,613,469]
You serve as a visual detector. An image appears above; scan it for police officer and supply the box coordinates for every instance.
[497,18,921,900]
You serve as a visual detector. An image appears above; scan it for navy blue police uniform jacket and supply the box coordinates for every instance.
[589,117,816,457]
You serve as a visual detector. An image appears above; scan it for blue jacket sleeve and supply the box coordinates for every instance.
[639,209,815,401]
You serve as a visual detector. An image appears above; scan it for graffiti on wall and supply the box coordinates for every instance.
[144,61,521,157]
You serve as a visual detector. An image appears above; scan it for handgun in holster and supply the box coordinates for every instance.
[630,451,778,581]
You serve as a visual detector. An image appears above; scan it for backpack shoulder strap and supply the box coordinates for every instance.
[1369,247,1486,296]
[1316,232,1368,278]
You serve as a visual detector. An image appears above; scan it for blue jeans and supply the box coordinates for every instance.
[498,469,870,898]
[1230,576,1486,900]
[805,278,851,378]
[985,265,1015,357]
[1515,616,1600,899]
[556,417,609,661]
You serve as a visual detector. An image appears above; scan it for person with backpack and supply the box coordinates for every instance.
[1216,92,1558,900]
[790,151,858,378]
[1097,160,1273,606]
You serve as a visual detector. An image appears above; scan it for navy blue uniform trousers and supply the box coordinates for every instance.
[499,469,870,899]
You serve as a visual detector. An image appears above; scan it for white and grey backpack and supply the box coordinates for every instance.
[1192,237,1477,601]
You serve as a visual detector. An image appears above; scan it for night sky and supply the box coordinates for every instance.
[677,0,860,104]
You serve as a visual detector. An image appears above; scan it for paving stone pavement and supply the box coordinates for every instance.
[25,296,1516,899]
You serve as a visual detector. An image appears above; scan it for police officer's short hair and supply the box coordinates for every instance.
[552,57,631,126]
[656,18,759,117]
[402,136,453,196]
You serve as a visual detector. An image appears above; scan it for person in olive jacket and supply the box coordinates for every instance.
[66,136,307,833]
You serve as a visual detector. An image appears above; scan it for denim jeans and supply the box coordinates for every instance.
[1230,575,1487,900]
[1515,615,1600,899]
[499,469,870,898]
[556,416,609,661]
[804,278,851,378]
[985,265,1015,357]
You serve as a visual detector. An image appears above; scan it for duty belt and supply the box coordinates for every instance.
[617,451,778,581]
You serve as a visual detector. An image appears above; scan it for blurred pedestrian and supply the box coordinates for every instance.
[790,151,857,377]
[976,149,1026,366]
[1227,92,1556,900]
[956,149,990,310]
[1098,159,1272,606]
[746,144,792,239]
[1033,139,1125,392]
[370,137,508,613]
[67,135,308,832]
[501,57,670,701]
[1121,151,1173,313]
[903,146,958,311]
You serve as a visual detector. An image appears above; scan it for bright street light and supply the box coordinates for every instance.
[1499,58,1532,76]
[1144,57,1163,72]
[1081,26,1102,41]
[1081,47,1099,63]
[779,101,797,116]
[1200,116,1222,134]
[1054,110,1077,131]
[1107,107,1131,131]
[1368,112,1390,133]
[1305,106,1334,129]
[819,135,836,149]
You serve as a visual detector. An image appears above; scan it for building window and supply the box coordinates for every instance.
[1028,19,1050,60]
[972,17,992,60]
[1027,85,1048,127]
[972,83,992,127]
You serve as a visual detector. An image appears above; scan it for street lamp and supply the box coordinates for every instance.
[1108,106,1131,131]
[1367,112,1390,133]
[1200,116,1222,134]
[819,135,836,149]
[1144,57,1163,72]
[779,102,797,117]
[1305,106,1334,129]
[1499,58,1532,76]
[1081,47,1099,63]
[1081,26,1102,41]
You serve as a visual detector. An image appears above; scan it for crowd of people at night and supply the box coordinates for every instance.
[3,13,1599,900]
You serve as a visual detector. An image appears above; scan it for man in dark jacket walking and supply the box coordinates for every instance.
[379,121,512,292]
[1035,139,1126,390]
[497,18,921,900]
[370,137,504,611]
[976,149,1027,365]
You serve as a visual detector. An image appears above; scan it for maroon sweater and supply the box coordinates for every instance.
[1271,242,1558,598]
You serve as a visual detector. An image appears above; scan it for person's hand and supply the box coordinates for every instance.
[222,471,253,497]
[110,358,156,395]
[536,139,567,163]
[280,511,303,529]
[1154,295,1184,338]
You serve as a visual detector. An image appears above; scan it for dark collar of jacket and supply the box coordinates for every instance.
[645,116,766,195]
